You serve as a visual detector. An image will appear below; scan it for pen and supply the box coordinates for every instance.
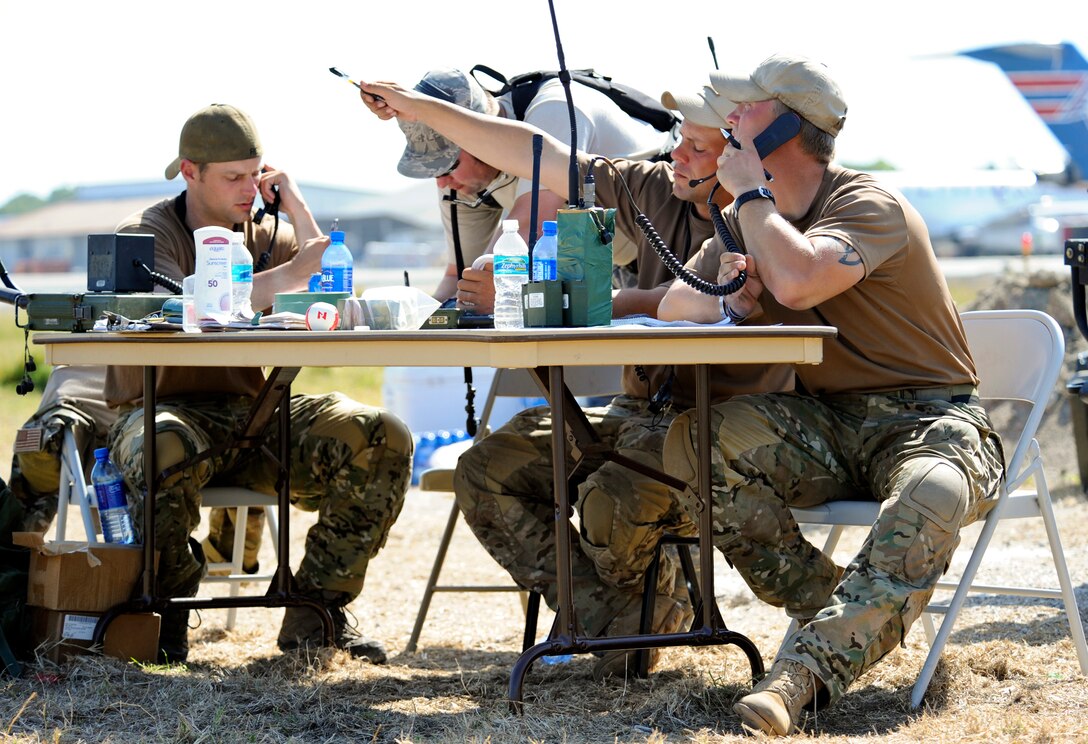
[329,67,384,101]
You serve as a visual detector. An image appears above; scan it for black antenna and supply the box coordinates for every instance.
[528,133,543,277]
[546,0,579,208]
[708,37,719,70]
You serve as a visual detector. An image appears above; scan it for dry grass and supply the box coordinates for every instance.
[2,487,1086,743]
[3,278,1088,742]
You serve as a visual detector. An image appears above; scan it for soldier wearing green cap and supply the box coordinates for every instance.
[107,103,413,665]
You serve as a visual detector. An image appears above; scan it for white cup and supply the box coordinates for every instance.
[182,274,199,333]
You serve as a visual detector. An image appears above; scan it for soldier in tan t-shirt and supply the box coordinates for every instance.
[107,104,413,667]
[658,56,1005,736]
[360,76,792,679]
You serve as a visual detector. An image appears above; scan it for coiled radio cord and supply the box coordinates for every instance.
[593,157,746,297]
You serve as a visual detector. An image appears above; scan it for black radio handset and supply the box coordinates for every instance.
[688,112,802,187]
[253,177,281,274]
[631,112,803,298]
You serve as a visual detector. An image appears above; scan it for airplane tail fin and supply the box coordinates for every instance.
[960,42,1088,183]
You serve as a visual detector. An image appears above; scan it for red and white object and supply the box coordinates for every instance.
[305,301,340,331]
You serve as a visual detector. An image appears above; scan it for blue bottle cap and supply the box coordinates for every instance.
[542,221,557,235]
[330,230,345,242]
[94,447,109,459]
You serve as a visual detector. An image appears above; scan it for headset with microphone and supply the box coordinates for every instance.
[629,111,802,298]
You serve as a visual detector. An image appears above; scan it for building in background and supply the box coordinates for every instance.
[0,180,445,273]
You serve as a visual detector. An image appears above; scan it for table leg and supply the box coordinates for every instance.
[508,363,764,710]
[94,366,332,647]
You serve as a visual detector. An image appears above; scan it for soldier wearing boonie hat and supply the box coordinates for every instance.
[396,70,494,179]
[376,66,675,310]
[359,70,793,680]
[659,55,1004,736]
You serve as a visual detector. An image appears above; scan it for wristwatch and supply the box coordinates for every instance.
[734,187,775,212]
[719,295,748,323]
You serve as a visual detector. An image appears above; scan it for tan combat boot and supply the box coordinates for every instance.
[202,506,265,575]
[733,658,821,736]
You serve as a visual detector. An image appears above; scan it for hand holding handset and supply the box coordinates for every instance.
[644,112,803,298]
[253,167,281,273]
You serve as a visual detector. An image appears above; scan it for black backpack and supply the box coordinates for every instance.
[469,65,680,134]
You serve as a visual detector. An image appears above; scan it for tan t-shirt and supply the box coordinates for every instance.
[104,194,299,407]
[585,154,792,408]
[687,165,975,396]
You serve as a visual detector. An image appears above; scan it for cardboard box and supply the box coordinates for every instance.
[30,607,159,664]
[14,533,144,612]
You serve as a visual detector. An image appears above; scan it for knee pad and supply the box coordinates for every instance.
[377,410,414,458]
[900,460,968,533]
[872,460,968,585]
[662,411,698,487]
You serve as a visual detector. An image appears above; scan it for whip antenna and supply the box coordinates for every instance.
[546,0,580,207]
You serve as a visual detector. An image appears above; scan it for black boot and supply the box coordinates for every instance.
[156,537,204,664]
[157,608,190,664]
[277,589,386,664]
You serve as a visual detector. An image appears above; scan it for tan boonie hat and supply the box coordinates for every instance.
[709,55,847,136]
[660,85,736,129]
[164,103,263,180]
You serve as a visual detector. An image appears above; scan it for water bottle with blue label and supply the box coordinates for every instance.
[90,448,135,544]
[320,230,354,293]
[532,220,558,281]
[492,220,529,330]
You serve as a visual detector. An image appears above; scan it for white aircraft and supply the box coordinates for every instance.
[872,42,1088,254]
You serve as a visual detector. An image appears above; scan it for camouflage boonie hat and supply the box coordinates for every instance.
[397,69,491,178]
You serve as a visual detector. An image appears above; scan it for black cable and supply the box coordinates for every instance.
[591,156,747,296]
[134,261,183,294]
[252,210,277,274]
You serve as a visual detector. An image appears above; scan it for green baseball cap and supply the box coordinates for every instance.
[165,103,263,180]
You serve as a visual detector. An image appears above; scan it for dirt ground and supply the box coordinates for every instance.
[4,481,1085,742]
[2,266,1087,741]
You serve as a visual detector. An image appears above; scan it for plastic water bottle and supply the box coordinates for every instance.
[320,230,353,293]
[90,448,135,545]
[493,219,529,330]
[532,220,558,281]
[231,231,253,317]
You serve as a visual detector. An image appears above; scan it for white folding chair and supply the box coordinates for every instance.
[405,364,624,653]
[56,432,279,631]
[56,428,100,543]
[789,309,1088,708]
[198,491,280,631]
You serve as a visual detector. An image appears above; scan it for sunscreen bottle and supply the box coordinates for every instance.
[193,226,234,320]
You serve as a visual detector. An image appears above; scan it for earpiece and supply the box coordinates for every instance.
[16,330,35,395]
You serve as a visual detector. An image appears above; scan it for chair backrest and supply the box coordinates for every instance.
[473,366,625,442]
[959,309,1064,482]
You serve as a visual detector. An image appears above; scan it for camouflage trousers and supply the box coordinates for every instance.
[454,395,694,636]
[109,393,413,599]
[662,391,1005,704]
[8,402,104,533]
